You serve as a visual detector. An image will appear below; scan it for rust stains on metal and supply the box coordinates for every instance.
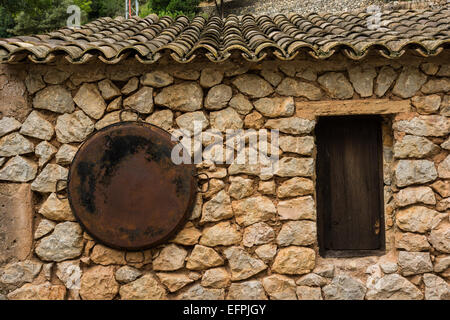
[67,121,197,250]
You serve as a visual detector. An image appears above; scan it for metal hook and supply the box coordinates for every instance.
[56,179,68,200]
[195,173,210,193]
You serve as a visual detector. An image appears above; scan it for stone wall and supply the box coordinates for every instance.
[0,51,449,300]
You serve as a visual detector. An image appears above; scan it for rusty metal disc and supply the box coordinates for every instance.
[67,121,197,251]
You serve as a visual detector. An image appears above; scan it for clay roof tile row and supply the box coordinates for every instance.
[0,4,448,64]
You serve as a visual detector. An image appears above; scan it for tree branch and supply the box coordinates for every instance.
[214,0,224,19]
[214,0,220,14]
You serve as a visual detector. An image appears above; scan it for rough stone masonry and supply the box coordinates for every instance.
[0,48,449,300]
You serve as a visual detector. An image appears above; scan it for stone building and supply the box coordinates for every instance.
[0,5,449,300]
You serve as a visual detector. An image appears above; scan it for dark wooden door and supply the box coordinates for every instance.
[316,116,384,255]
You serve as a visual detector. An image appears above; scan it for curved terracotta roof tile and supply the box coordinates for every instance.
[0,5,448,64]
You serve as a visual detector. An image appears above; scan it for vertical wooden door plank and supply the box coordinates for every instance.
[316,116,384,254]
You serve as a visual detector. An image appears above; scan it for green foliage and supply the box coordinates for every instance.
[73,0,92,13]
[142,0,200,18]
[0,0,202,37]
[155,9,189,18]
[139,2,188,19]
[139,1,153,17]
[200,12,210,19]
[7,0,92,36]
[0,6,14,38]
[0,0,28,13]
[153,0,200,13]
[90,0,124,19]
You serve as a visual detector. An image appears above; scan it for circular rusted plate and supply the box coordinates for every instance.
[67,121,196,251]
